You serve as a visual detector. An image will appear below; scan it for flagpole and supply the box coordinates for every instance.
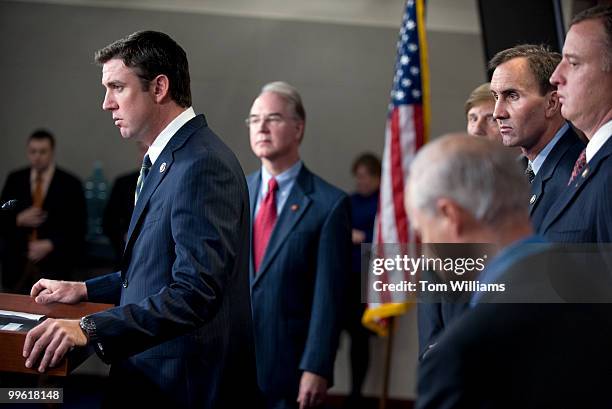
[379,316,395,409]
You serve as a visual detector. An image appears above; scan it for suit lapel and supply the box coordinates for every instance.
[247,171,262,282]
[122,115,205,267]
[529,176,543,215]
[251,166,313,287]
[529,128,576,214]
[541,137,612,232]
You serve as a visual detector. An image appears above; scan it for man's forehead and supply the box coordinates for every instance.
[491,58,534,90]
[250,92,289,113]
[28,140,52,149]
[565,20,605,54]
[102,59,132,80]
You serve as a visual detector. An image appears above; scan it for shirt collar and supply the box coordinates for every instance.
[147,107,196,165]
[530,122,569,175]
[260,160,302,195]
[586,119,612,163]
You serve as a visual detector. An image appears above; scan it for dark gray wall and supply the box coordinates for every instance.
[0,1,484,193]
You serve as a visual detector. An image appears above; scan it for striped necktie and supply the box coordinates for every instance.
[525,162,535,184]
[567,149,587,186]
[134,154,152,204]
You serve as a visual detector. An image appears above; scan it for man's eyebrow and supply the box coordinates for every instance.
[497,88,519,96]
[563,52,579,60]
[104,80,126,87]
[249,112,283,117]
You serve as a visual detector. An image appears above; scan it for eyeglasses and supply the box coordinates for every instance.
[245,114,294,127]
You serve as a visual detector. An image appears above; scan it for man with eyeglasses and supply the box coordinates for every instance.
[245,81,351,409]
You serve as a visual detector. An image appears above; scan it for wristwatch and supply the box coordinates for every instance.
[79,316,98,343]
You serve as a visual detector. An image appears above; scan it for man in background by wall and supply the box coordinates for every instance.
[102,141,146,268]
[0,129,86,293]
[246,81,350,409]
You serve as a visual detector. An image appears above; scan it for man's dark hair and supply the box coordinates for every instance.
[95,30,192,107]
[352,153,381,178]
[488,44,561,95]
[571,5,612,71]
[28,129,55,149]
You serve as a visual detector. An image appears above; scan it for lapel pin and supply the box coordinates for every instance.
[581,168,589,178]
[529,194,536,205]
[159,162,167,173]
[291,204,299,212]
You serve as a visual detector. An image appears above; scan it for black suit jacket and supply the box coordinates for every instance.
[0,166,86,290]
[103,170,138,266]
[530,125,585,232]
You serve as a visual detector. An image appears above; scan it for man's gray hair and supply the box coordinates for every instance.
[408,134,529,226]
[261,81,306,122]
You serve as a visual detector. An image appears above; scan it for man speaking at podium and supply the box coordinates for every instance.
[20,31,257,409]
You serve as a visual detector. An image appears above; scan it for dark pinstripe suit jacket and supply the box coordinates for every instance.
[529,125,585,232]
[85,115,258,408]
[247,165,351,402]
[541,134,612,242]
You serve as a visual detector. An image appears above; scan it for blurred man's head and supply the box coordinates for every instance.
[489,44,564,160]
[465,83,500,142]
[27,129,55,173]
[352,153,381,196]
[550,5,612,139]
[405,133,531,245]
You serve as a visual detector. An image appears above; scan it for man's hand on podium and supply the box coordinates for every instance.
[30,279,88,304]
[22,318,88,373]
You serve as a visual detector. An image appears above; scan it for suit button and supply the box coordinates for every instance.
[122,279,128,288]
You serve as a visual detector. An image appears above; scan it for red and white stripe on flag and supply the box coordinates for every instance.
[362,0,429,336]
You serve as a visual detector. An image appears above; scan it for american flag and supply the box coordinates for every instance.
[362,0,430,336]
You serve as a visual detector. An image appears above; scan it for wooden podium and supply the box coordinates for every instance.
[0,293,112,376]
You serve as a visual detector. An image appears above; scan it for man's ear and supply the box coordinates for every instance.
[436,198,467,239]
[295,120,305,143]
[151,74,170,103]
[545,90,561,118]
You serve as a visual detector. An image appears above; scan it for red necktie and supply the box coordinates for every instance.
[253,178,279,273]
[567,149,587,186]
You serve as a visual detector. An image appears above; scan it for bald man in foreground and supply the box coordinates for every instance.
[411,134,612,409]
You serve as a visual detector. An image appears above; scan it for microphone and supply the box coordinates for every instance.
[1,200,18,211]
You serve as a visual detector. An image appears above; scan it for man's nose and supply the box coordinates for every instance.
[102,91,116,110]
[493,101,508,120]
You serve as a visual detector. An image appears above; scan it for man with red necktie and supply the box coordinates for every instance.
[542,5,612,242]
[246,81,351,409]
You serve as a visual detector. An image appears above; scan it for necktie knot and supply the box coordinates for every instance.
[141,154,152,176]
[267,177,279,194]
